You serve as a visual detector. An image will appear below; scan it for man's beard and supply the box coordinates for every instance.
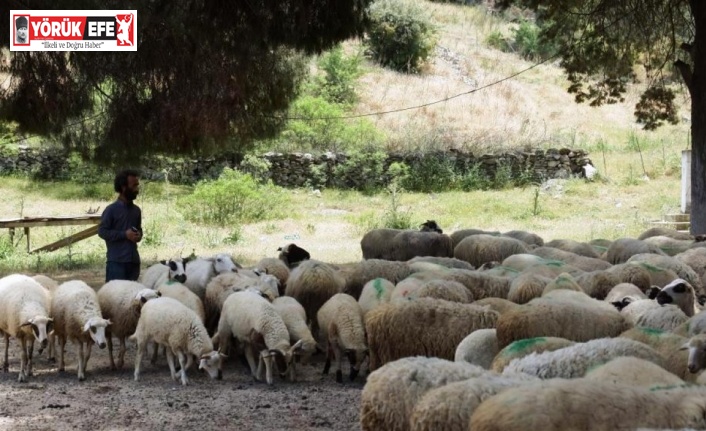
[124,190,138,201]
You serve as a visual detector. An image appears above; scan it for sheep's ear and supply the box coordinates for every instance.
[19,321,32,328]
[156,291,162,297]
[680,342,690,351]
[105,319,112,326]
[83,321,92,333]
[291,340,304,353]
[219,351,228,358]
[647,286,661,299]
[610,301,625,311]
[140,296,148,304]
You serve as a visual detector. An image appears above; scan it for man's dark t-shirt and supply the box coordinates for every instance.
[99,199,142,263]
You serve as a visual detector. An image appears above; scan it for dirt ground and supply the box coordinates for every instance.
[0,270,364,431]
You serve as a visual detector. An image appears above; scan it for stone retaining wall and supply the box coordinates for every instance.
[0,146,592,189]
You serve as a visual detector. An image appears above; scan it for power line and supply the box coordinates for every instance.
[2,111,106,146]
[269,52,562,121]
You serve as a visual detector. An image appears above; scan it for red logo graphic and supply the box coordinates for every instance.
[115,13,134,46]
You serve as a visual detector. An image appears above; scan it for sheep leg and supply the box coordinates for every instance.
[85,342,92,366]
[333,341,343,383]
[288,356,297,382]
[259,351,274,385]
[150,341,159,365]
[323,343,333,375]
[3,332,9,372]
[48,332,56,363]
[18,337,28,383]
[177,351,189,386]
[244,343,259,380]
[78,341,86,381]
[134,341,144,382]
[59,335,67,372]
[166,349,178,381]
[106,329,116,370]
[27,340,34,376]
[117,337,127,370]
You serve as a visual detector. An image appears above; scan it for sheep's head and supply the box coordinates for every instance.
[277,244,311,268]
[345,348,369,382]
[133,288,161,314]
[275,340,305,379]
[160,258,188,284]
[681,334,706,374]
[20,316,53,348]
[209,254,239,274]
[83,317,111,349]
[656,278,696,316]
[199,351,226,380]
[419,220,443,233]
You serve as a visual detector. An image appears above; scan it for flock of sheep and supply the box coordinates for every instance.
[4,219,706,429]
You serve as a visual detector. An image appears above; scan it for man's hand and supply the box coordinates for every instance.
[126,229,141,242]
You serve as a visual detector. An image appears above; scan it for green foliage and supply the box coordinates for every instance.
[365,0,438,73]
[460,163,492,191]
[239,155,272,184]
[306,164,329,190]
[333,150,388,192]
[386,161,411,185]
[278,95,384,152]
[492,162,515,189]
[178,168,289,225]
[314,45,363,105]
[0,234,16,260]
[224,227,243,245]
[382,182,413,229]
[485,21,556,61]
[401,155,459,192]
[486,30,510,51]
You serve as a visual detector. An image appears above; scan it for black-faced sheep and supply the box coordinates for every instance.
[277,243,311,268]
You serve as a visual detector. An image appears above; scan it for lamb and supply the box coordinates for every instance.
[50,280,111,381]
[454,328,499,369]
[605,262,654,292]
[572,270,621,300]
[131,297,222,385]
[435,269,512,300]
[96,280,161,370]
[140,258,188,290]
[507,271,553,304]
[0,274,52,382]
[271,296,317,358]
[681,333,706,374]
[184,253,239,300]
[31,274,60,292]
[316,293,368,382]
[469,379,706,431]
[285,259,346,334]
[655,278,701,316]
[277,243,311,268]
[495,291,629,348]
[541,272,584,296]
[358,278,395,316]
[156,281,205,323]
[215,290,303,384]
[544,238,601,258]
[491,336,576,372]
[359,356,489,431]
[453,234,529,268]
[340,259,413,300]
[501,230,544,247]
[390,230,454,261]
[502,337,667,379]
[584,356,684,387]
[409,373,539,431]
[203,271,268,335]
[605,237,668,264]
[365,298,499,370]
[635,304,689,332]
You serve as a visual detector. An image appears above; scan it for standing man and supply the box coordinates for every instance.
[99,169,143,282]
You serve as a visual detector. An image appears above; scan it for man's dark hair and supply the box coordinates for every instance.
[114,169,140,193]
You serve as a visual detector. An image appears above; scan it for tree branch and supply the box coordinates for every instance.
[674,59,693,93]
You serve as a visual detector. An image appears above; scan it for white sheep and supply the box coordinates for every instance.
[584,356,684,387]
[51,280,112,381]
[96,280,161,370]
[317,293,368,382]
[254,257,290,294]
[491,336,576,372]
[502,337,666,379]
[655,278,702,316]
[0,274,52,382]
[360,356,488,431]
[272,296,317,359]
[605,282,647,309]
[204,271,274,336]
[469,379,706,431]
[156,281,205,323]
[454,328,499,369]
[215,290,303,384]
[131,297,222,385]
[184,253,239,299]
[285,259,346,334]
[140,258,188,290]
[358,278,395,316]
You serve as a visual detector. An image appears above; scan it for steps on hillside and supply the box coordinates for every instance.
[649,213,690,233]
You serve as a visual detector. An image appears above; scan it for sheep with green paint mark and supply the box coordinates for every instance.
[540,273,584,296]
[529,246,611,272]
[491,336,575,372]
[358,278,395,316]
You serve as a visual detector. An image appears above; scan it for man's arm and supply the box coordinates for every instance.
[98,206,126,242]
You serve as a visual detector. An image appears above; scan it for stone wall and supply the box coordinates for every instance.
[0,145,592,189]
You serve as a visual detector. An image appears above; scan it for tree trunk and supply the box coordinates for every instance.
[690,0,706,235]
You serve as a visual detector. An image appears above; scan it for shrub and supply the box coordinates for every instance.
[314,45,363,105]
[239,154,271,184]
[382,182,413,229]
[460,163,492,191]
[365,0,438,73]
[333,150,387,192]
[401,155,458,192]
[178,168,289,225]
